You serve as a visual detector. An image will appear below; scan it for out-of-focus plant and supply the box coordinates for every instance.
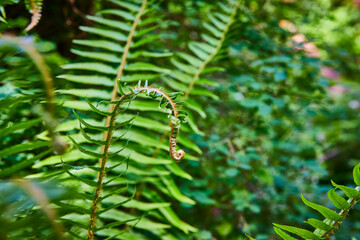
[0,35,69,239]
[0,0,43,31]
[1,0,360,239]
[0,180,72,239]
[0,35,66,175]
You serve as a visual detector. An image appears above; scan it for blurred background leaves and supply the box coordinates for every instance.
[1,0,360,239]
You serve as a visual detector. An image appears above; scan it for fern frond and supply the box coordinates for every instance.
[61,83,188,239]
[149,0,242,140]
[168,0,241,100]
[273,162,360,239]
[55,0,198,237]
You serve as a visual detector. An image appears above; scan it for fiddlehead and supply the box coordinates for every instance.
[120,84,186,162]
[169,125,185,162]
[152,0,242,158]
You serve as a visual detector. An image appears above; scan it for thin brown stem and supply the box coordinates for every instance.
[135,86,178,117]
[0,36,67,154]
[1,36,54,112]
[111,0,148,101]
[87,100,122,240]
[101,0,148,166]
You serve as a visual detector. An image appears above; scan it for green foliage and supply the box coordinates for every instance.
[0,35,64,174]
[0,0,18,23]
[1,0,360,239]
[54,0,243,237]
[0,180,72,239]
[274,163,360,239]
[180,0,330,238]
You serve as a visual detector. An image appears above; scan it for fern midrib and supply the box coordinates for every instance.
[183,0,241,100]
[110,0,148,101]
[88,99,122,240]
[101,0,148,165]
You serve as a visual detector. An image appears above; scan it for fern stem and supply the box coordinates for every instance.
[87,86,184,239]
[101,0,148,166]
[1,36,54,111]
[135,86,179,117]
[87,100,122,240]
[183,0,241,99]
[110,0,148,102]
[0,36,67,154]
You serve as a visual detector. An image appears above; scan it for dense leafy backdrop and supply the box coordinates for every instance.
[1,0,360,239]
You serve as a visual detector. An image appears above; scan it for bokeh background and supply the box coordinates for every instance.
[1,0,360,239]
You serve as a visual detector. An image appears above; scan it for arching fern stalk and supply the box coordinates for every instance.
[0,36,66,177]
[271,162,360,239]
[75,82,187,239]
